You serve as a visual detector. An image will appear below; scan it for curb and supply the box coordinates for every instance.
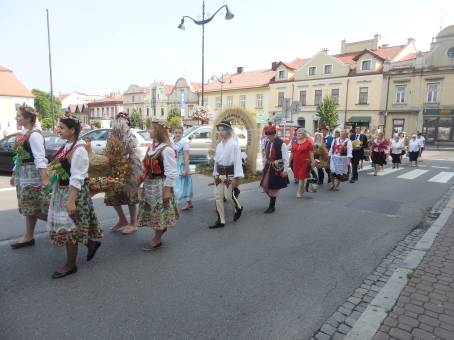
[344,205,454,340]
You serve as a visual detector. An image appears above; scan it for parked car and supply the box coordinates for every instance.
[80,128,152,160]
[0,132,65,173]
[182,125,248,164]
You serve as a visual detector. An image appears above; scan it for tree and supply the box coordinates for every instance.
[316,96,339,129]
[145,117,152,129]
[130,109,144,129]
[167,116,183,129]
[32,89,63,129]
[91,120,101,128]
[167,107,181,122]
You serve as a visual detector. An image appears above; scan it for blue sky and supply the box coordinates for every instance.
[1,0,453,95]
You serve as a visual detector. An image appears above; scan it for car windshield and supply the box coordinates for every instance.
[137,130,151,141]
[183,126,200,137]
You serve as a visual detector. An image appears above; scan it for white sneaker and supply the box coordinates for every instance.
[296,192,302,198]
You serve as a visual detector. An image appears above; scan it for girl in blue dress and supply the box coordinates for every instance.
[172,127,193,210]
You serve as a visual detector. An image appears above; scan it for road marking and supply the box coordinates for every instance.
[397,169,429,180]
[428,172,454,183]
[431,166,451,169]
[358,165,372,172]
[0,187,15,192]
[368,168,404,176]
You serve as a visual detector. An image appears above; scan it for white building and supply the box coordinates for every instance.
[59,91,104,110]
[0,65,34,137]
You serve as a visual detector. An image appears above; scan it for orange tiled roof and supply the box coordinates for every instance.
[0,65,34,98]
[204,69,275,92]
[190,82,202,92]
[164,85,174,94]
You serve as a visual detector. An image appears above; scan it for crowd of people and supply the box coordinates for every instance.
[9,103,426,279]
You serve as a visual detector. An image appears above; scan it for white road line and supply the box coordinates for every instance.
[0,187,15,192]
[397,169,429,180]
[368,168,404,176]
[431,166,451,169]
[428,172,454,183]
[358,165,372,172]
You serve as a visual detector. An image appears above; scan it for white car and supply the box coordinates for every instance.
[80,128,152,160]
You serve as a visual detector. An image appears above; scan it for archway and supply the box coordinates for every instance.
[211,107,260,173]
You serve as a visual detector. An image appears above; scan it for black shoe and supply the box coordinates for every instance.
[209,221,225,229]
[52,266,77,279]
[10,239,35,249]
[264,207,275,214]
[233,187,240,198]
[349,179,355,183]
[87,241,101,262]
[233,207,243,222]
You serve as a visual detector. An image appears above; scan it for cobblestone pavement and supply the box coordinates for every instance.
[311,189,454,340]
[372,212,454,340]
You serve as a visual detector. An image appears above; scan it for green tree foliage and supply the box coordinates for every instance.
[316,96,339,129]
[130,109,144,129]
[167,107,181,122]
[167,116,183,129]
[91,120,101,128]
[31,89,63,129]
[145,117,152,129]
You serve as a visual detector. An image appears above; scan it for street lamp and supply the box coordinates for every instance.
[210,73,225,110]
[178,1,234,108]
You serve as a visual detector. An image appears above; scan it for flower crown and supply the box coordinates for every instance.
[63,111,80,124]
[19,103,37,115]
[117,111,129,120]
[152,119,169,129]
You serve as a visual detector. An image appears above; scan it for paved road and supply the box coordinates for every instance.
[1,156,454,339]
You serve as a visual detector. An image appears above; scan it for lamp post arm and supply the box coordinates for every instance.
[182,5,228,26]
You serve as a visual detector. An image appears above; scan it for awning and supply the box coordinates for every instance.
[348,116,371,123]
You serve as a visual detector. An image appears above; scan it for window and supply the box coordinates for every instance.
[102,108,105,116]
[447,47,454,59]
[396,85,406,103]
[297,117,306,128]
[427,83,440,103]
[193,128,211,139]
[324,65,333,74]
[139,108,142,115]
[299,91,306,106]
[132,96,135,103]
[161,108,164,116]
[215,97,222,109]
[227,96,233,107]
[127,108,130,114]
[85,129,109,141]
[147,107,150,116]
[308,66,316,76]
[278,70,285,80]
[313,120,319,131]
[359,87,368,104]
[96,108,100,117]
[331,89,339,104]
[277,92,284,107]
[239,95,246,108]
[314,90,322,105]
[256,94,263,108]
[361,60,371,71]
[112,107,115,115]
[106,107,109,115]
[393,119,405,133]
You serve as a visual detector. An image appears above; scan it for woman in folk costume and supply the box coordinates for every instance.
[10,104,50,249]
[137,121,178,251]
[47,114,103,279]
[106,112,143,235]
[289,128,314,198]
[172,126,193,210]
[328,129,352,191]
[260,124,289,213]
[371,130,390,176]
[313,132,330,185]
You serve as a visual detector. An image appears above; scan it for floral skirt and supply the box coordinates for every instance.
[47,183,103,246]
[15,164,50,216]
[104,188,139,206]
[137,178,179,230]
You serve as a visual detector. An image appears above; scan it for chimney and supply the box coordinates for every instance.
[271,62,278,71]
[407,37,415,45]
[373,33,381,49]
[236,66,244,74]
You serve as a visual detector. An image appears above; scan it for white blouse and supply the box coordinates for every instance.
[147,144,178,187]
[329,138,353,158]
[213,137,244,178]
[408,139,421,153]
[64,140,89,190]
[17,129,48,169]
[390,139,404,154]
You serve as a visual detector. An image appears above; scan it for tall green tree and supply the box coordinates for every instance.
[167,107,181,123]
[316,96,339,129]
[32,89,63,129]
[130,108,144,129]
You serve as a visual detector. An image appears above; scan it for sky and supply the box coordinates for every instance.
[1,0,454,96]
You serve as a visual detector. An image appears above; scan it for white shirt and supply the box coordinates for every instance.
[213,137,244,178]
[65,140,89,190]
[417,136,425,148]
[408,139,421,153]
[147,144,178,187]
[329,138,353,158]
[390,139,404,154]
[22,129,48,169]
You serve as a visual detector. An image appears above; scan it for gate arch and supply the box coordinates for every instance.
[210,108,259,173]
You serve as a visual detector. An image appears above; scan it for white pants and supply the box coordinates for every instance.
[215,174,241,224]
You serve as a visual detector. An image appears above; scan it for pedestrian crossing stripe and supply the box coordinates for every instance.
[397,169,429,180]
[367,168,404,176]
[428,172,454,183]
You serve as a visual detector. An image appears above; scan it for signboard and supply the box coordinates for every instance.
[256,111,266,124]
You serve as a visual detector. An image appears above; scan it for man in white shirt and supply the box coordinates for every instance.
[417,132,425,158]
[209,121,244,229]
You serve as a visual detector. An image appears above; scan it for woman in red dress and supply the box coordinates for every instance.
[289,128,314,198]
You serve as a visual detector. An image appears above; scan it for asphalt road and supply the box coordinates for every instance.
[1,154,454,340]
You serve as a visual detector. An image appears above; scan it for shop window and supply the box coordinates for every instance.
[392,119,405,133]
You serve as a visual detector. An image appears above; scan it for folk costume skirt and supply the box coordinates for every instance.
[390,153,402,164]
[174,162,193,205]
[329,155,349,181]
[15,163,50,216]
[104,188,139,206]
[371,151,386,166]
[137,178,179,231]
[47,183,103,246]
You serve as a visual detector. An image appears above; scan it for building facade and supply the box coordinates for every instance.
[59,91,104,110]
[87,92,123,123]
[123,85,148,117]
[166,78,200,124]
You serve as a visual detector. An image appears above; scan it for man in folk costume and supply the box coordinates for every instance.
[349,126,368,183]
[209,121,244,229]
[260,125,289,213]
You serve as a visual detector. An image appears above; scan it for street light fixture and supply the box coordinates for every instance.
[210,73,225,110]
[178,1,234,109]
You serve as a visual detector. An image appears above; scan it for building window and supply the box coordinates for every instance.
[256,94,263,108]
[313,120,319,131]
[314,90,322,105]
[395,85,406,103]
[227,96,233,107]
[215,96,222,109]
[112,107,115,115]
[278,70,285,80]
[102,108,105,116]
[147,107,150,116]
[139,108,142,115]
[132,96,135,103]
[299,90,306,106]
[359,87,368,104]
[331,89,339,104]
[427,83,440,103]
[239,95,246,109]
[161,108,164,116]
[96,108,100,117]
[447,47,454,59]
[308,66,316,76]
[324,65,333,74]
[361,60,371,71]
[127,108,130,114]
[277,92,284,107]
[393,119,405,133]
[106,107,109,116]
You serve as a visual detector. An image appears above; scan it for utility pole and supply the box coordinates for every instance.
[46,9,55,130]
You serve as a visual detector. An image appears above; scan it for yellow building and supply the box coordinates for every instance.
[383,25,454,145]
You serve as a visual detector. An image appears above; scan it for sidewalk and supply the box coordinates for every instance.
[372,211,454,340]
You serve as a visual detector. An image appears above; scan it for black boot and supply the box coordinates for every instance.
[264,197,276,214]
[233,206,243,221]
[209,220,225,229]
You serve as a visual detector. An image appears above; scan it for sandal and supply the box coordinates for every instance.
[122,225,138,235]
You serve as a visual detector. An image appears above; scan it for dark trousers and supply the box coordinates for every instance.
[351,155,360,181]
[305,168,319,191]
[317,167,331,184]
